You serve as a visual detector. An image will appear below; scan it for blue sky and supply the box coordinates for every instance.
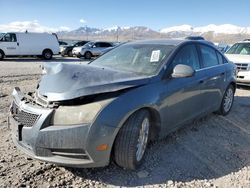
[0,0,250,31]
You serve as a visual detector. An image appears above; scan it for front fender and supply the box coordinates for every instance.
[96,82,161,129]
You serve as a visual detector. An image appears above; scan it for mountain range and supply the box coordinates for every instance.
[57,24,250,44]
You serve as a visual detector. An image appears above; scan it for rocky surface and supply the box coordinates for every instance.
[0,57,250,188]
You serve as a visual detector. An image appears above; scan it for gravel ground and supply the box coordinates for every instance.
[0,57,250,188]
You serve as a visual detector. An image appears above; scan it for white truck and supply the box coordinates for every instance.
[225,40,250,86]
[0,32,59,60]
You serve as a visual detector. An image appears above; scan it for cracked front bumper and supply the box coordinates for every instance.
[9,87,119,168]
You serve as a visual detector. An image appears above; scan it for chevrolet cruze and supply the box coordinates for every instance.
[9,39,236,170]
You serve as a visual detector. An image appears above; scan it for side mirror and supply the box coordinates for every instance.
[172,64,194,78]
[92,45,96,48]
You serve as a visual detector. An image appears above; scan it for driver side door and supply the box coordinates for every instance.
[159,44,206,134]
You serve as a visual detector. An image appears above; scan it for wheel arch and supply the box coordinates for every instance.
[112,106,161,146]
[42,48,53,55]
[110,106,161,164]
[0,49,5,55]
[229,81,236,92]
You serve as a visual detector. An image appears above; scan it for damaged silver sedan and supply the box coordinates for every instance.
[9,40,236,170]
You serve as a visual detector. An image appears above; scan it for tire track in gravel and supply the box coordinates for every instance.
[0,74,41,84]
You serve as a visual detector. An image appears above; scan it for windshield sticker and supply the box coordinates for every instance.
[150,50,160,62]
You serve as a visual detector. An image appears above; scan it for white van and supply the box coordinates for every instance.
[0,32,60,60]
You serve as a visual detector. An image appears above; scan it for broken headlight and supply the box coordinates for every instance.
[51,102,103,125]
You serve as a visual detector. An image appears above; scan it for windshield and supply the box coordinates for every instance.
[226,43,250,55]
[90,43,175,75]
[0,33,5,40]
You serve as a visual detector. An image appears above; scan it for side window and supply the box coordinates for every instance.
[79,41,86,46]
[101,42,112,47]
[75,42,81,47]
[216,52,223,64]
[171,44,200,70]
[94,42,101,48]
[200,45,219,68]
[1,33,16,42]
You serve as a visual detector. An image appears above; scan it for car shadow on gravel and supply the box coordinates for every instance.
[65,95,250,187]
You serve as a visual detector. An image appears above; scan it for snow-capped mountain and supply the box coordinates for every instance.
[160,24,250,35]
[57,24,250,43]
[58,26,159,41]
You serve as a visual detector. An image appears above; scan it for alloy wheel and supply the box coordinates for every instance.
[136,117,149,162]
[223,87,234,113]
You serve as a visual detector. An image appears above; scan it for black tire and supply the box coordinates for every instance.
[67,50,73,57]
[0,50,4,60]
[217,84,235,115]
[42,49,53,60]
[114,109,150,170]
[84,51,92,59]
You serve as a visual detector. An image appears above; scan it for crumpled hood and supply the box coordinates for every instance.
[38,63,150,101]
[225,54,250,63]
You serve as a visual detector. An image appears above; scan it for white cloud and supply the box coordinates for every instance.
[79,19,87,24]
[0,20,71,33]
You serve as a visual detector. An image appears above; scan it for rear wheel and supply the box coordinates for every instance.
[84,51,92,59]
[114,110,150,170]
[217,84,235,115]
[42,50,53,60]
[0,50,4,60]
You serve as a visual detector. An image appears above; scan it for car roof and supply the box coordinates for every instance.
[235,41,250,44]
[127,39,214,47]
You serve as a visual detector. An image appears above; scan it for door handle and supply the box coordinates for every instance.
[17,42,19,46]
[220,72,225,76]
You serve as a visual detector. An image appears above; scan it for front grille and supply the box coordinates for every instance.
[235,63,248,71]
[11,102,40,127]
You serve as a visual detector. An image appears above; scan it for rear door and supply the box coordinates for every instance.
[0,33,19,55]
[198,44,226,112]
[160,44,206,133]
[91,42,102,55]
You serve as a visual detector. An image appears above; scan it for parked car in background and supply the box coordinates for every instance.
[215,43,231,53]
[225,40,250,85]
[58,41,68,54]
[60,40,89,57]
[72,41,114,59]
[58,41,68,46]
[9,39,236,170]
[0,32,59,60]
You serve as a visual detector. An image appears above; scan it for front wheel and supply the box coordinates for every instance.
[114,110,150,170]
[217,84,235,115]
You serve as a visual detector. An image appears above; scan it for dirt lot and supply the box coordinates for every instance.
[0,57,250,188]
